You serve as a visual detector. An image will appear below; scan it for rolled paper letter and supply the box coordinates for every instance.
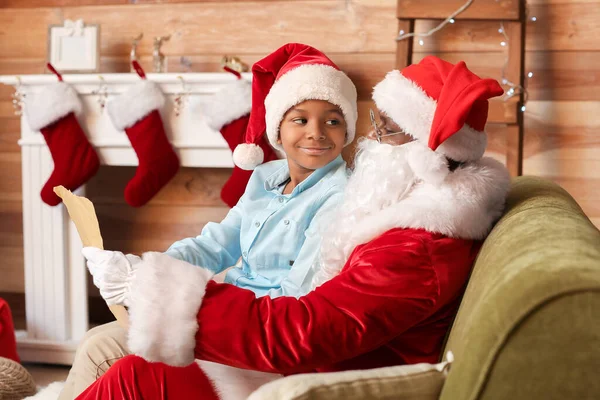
[54,185,129,329]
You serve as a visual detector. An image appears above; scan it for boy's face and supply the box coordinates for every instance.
[277,99,347,172]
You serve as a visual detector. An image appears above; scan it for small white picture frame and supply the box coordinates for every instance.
[48,21,100,73]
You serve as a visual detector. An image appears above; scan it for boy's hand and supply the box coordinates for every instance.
[82,247,141,307]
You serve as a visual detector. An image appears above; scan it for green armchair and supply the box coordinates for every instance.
[250,176,600,400]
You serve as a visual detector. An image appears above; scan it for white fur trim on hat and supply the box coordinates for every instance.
[127,252,213,366]
[233,143,264,170]
[24,81,82,132]
[264,64,357,152]
[107,80,165,131]
[373,70,487,162]
[201,79,252,131]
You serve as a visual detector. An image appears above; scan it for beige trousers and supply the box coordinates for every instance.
[58,321,130,400]
[57,320,280,400]
[58,273,232,400]
[58,272,279,400]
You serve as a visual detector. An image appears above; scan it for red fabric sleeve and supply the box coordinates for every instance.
[75,355,219,400]
[0,298,20,363]
[194,238,440,374]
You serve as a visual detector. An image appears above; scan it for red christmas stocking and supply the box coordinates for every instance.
[219,116,252,207]
[107,64,179,207]
[219,116,278,207]
[202,77,278,207]
[24,65,100,206]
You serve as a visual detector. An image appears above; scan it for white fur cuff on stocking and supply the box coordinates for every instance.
[200,79,252,131]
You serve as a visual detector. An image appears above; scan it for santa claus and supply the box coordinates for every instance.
[76,56,510,400]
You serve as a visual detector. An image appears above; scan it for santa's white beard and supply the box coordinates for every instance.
[312,139,416,288]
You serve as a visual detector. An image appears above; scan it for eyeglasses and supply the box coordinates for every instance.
[369,109,406,144]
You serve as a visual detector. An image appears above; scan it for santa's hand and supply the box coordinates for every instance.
[82,247,141,307]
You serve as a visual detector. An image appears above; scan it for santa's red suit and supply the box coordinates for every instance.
[76,160,508,400]
[76,55,509,400]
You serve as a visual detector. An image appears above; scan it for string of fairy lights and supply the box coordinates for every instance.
[395,0,537,113]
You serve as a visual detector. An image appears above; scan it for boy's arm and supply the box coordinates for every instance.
[164,197,244,274]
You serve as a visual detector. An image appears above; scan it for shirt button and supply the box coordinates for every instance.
[254,221,260,228]
[242,251,248,258]
[279,197,284,203]
[284,220,290,225]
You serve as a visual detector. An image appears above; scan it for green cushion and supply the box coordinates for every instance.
[440,176,600,400]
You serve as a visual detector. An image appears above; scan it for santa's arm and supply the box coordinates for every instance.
[127,239,440,372]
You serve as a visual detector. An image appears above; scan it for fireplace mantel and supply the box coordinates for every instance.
[0,72,248,364]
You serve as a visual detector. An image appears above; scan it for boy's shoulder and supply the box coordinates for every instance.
[318,160,349,195]
[246,158,348,198]
[243,159,289,193]
[254,158,288,174]
[251,159,288,181]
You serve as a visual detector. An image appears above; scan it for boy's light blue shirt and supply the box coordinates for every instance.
[165,155,347,298]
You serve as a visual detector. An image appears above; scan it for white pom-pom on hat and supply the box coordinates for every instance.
[233,143,264,171]
[405,141,449,186]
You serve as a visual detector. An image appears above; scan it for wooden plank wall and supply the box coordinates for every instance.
[401,0,600,228]
[0,0,399,309]
[1,0,598,311]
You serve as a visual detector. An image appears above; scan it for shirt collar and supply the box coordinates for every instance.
[264,155,345,196]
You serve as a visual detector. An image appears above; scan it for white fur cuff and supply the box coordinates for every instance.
[107,81,165,131]
[127,252,213,366]
[201,79,252,131]
[24,81,82,131]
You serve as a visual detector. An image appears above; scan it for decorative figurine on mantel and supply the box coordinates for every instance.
[220,55,249,73]
[129,33,143,72]
[10,77,25,116]
[153,35,170,73]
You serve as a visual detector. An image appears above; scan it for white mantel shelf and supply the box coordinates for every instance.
[1,72,253,168]
[0,72,250,365]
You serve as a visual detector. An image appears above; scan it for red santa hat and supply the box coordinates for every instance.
[233,43,358,170]
[372,56,504,184]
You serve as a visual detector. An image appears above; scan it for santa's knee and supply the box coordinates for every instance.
[106,354,148,375]
[73,332,126,376]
